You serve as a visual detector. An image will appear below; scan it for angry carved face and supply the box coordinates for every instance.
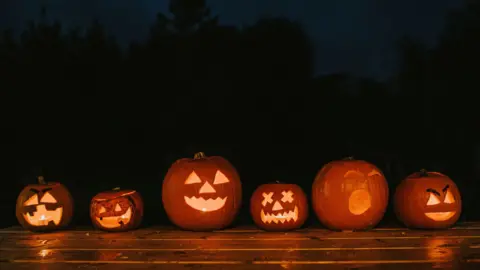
[22,189,63,226]
[394,171,461,229]
[16,182,74,232]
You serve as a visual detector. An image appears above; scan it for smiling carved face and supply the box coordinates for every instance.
[162,153,242,231]
[394,171,462,229]
[183,170,230,212]
[90,189,144,232]
[16,182,74,232]
[250,183,308,231]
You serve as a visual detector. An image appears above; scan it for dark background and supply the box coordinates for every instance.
[1,0,479,229]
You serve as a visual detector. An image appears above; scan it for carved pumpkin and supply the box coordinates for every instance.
[250,182,308,231]
[312,158,389,231]
[394,170,461,229]
[16,176,74,232]
[162,152,242,231]
[90,187,144,232]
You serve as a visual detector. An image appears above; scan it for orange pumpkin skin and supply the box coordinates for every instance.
[16,177,74,232]
[394,171,461,229]
[250,182,308,231]
[90,188,144,232]
[312,158,389,231]
[162,152,242,231]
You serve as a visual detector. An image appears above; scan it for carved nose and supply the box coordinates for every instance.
[272,201,283,211]
[199,181,216,194]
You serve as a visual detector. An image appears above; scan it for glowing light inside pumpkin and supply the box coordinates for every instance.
[348,189,372,215]
[261,206,299,224]
[259,190,299,224]
[425,211,456,221]
[183,170,230,212]
[23,204,63,226]
[95,207,133,229]
[424,187,457,221]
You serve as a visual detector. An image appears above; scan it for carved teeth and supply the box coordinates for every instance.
[260,206,298,224]
[96,207,132,229]
[184,196,227,212]
[23,205,63,226]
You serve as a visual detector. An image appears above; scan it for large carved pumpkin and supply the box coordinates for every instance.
[394,170,461,229]
[250,182,308,231]
[312,158,389,231]
[16,176,74,232]
[162,152,242,231]
[90,187,144,232]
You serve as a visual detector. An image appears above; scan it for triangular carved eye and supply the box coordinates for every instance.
[427,193,441,205]
[185,171,202,184]
[213,170,229,184]
[99,206,107,213]
[115,204,122,212]
[444,191,455,204]
[24,194,39,206]
[40,192,57,203]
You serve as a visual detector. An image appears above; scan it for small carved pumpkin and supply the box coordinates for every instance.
[312,157,389,231]
[90,187,144,232]
[162,152,242,231]
[394,170,461,229]
[16,176,74,232]
[250,182,308,231]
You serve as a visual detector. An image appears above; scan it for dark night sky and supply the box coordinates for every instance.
[1,0,464,80]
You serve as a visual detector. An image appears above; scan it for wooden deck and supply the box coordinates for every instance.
[1,223,480,269]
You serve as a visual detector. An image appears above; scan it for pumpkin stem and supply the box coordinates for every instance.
[37,176,46,184]
[113,187,121,191]
[419,169,429,177]
[343,156,355,161]
[194,152,206,159]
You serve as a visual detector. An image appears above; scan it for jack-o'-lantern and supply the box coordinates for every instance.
[250,182,308,231]
[162,152,242,231]
[394,170,461,229]
[90,187,144,232]
[312,157,389,231]
[16,176,74,232]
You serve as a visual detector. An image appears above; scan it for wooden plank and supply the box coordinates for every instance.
[0,246,472,262]
[1,262,479,270]
[0,237,475,250]
[2,223,480,234]
[2,229,480,241]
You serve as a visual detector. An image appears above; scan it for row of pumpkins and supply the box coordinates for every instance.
[16,152,461,232]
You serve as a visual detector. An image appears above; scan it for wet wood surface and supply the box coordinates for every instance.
[1,223,480,269]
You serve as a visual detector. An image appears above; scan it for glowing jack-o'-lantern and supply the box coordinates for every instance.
[162,152,242,231]
[312,157,389,231]
[16,176,74,232]
[250,182,308,231]
[394,170,461,229]
[90,187,144,232]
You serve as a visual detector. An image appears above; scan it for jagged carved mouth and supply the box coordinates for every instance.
[425,211,456,221]
[184,196,227,212]
[96,207,132,228]
[261,206,298,224]
[23,205,63,226]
